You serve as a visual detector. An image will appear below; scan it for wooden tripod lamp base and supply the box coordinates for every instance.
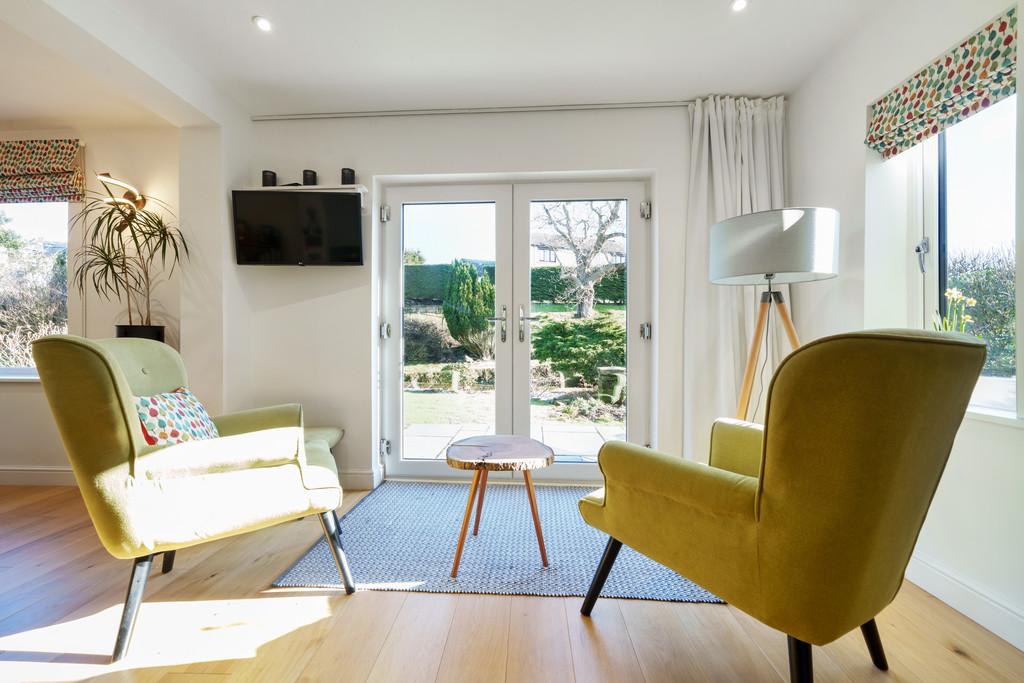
[736,290,801,421]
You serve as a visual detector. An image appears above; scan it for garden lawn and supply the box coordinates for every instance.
[403,390,496,426]
[530,303,625,315]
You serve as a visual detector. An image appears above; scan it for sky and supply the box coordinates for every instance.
[0,202,69,244]
[402,202,496,264]
[945,94,1016,256]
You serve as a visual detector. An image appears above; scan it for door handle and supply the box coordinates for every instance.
[519,304,541,342]
[487,305,507,343]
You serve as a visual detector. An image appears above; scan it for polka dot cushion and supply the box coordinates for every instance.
[135,388,219,446]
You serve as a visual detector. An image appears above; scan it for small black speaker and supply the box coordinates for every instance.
[261,170,277,187]
[341,168,356,185]
[302,169,318,185]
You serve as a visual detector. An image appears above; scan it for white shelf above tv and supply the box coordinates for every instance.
[244,184,367,193]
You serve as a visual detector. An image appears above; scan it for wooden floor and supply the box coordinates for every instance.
[0,486,1021,682]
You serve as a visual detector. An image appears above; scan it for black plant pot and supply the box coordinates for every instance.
[116,325,165,343]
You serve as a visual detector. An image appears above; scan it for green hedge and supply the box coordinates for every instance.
[405,263,625,304]
[531,267,573,302]
[595,266,626,304]
[404,264,450,302]
[949,248,1016,377]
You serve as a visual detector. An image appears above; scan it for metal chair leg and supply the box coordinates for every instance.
[320,511,355,594]
[111,554,153,662]
[787,635,813,683]
[161,550,176,574]
[581,537,622,616]
[860,618,889,670]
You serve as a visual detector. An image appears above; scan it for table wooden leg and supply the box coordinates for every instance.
[523,470,548,567]
[451,469,482,578]
[473,469,488,536]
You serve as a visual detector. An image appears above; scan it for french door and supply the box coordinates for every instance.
[381,181,650,480]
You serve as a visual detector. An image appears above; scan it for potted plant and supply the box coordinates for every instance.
[70,180,188,342]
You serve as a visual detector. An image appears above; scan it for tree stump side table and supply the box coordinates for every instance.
[445,435,555,578]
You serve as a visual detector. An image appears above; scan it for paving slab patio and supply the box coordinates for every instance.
[402,420,624,460]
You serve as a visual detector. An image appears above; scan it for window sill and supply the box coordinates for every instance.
[0,369,40,383]
[964,408,1024,430]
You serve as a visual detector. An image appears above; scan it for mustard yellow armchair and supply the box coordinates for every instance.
[579,330,985,683]
[32,335,355,662]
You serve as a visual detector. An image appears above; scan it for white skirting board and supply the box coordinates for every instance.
[339,469,377,490]
[0,465,76,486]
[906,554,1024,651]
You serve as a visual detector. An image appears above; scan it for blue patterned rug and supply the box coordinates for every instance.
[274,480,721,603]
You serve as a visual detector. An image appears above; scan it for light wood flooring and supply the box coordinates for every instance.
[0,485,1021,682]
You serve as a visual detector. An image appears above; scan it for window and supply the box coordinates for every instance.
[0,202,69,370]
[931,95,1018,415]
[537,245,557,263]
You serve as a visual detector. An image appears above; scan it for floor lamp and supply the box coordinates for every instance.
[709,207,840,420]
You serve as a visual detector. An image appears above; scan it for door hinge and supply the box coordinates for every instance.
[640,201,652,220]
[914,237,929,273]
[639,322,652,340]
[379,438,392,458]
[380,204,391,223]
[379,322,392,340]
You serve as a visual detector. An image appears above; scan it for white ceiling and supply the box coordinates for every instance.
[115,0,882,118]
[0,19,168,129]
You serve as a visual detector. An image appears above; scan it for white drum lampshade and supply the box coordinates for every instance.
[709,207,840,285]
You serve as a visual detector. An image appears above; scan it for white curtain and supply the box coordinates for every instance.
[682,95,787,460]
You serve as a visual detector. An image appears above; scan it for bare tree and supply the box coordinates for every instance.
[531,201,625,318]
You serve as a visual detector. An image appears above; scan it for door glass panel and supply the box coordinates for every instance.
[402,203,496,460]
[528,199,628,461]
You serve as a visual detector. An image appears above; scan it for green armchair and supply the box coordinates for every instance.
[31,335,355,662]
[579,330,985,683]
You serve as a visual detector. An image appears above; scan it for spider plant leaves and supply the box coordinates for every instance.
[70,188,189,324]
[72,244,143,302]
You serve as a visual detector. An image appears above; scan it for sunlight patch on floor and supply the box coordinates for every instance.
[0,595,335,681]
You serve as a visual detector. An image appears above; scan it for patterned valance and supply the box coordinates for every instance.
[0,138,84,203]
[866,7,1017,160]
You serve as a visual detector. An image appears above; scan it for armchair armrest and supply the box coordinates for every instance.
[708,418,763,478]
[213,403,303,437]
[135,426,303,480]
[598,441,757,520]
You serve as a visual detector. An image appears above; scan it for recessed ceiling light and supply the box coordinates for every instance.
[731,0,748,12]
[252,15,272,32]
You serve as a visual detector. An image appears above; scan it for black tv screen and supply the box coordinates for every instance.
[232,190,363,265]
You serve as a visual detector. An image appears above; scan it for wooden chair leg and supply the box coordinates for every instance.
[473,469,489,536]
[161,550,176,574]
[581,537,622,616]
[860,618,889,670]
[319,511,355,594]
[111,554,153,662]
[523,470,548,567]
[787,635,813,683]
[451,469,482,578]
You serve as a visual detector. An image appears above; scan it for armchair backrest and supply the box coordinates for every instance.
[31,335,188,556]
[756,329,984,642]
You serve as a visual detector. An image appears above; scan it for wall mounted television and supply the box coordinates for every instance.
[232,189,363,265]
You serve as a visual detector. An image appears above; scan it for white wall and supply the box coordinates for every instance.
[788,0,1024,650]
[242,108,689,486]
[0,125,180,481]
